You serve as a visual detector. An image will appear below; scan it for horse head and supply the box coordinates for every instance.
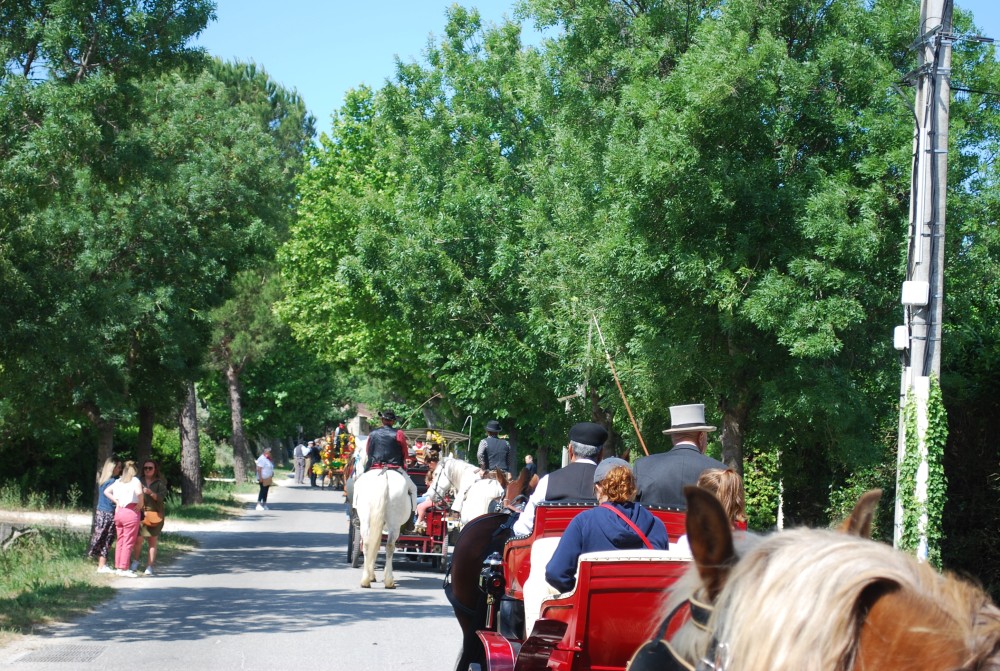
[502,466,538,512]
[642,487,1000,671]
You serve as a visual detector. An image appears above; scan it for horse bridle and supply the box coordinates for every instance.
[627,591,724,671]
[427,459,451,504]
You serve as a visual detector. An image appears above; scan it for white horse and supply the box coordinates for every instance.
[353,467,413,589]
[427,457,506,526]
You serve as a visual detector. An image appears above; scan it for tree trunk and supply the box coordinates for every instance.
[179,381,203,504]
[136,404,154,465]
[719,398,750,475]
[226,361,254,483]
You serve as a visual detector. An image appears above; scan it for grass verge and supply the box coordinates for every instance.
[0,527,197,647]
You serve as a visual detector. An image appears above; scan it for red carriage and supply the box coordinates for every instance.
[449,502,691,671]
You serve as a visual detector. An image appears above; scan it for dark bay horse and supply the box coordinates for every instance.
[445,465,538,671]
[498,465,538,512]
[444,511,514,671]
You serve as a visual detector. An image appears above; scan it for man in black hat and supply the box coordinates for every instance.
[477,419,514,478]
[511,421,607,537]
[634,403,726,509]
[364,409,418,526]
[365,409,409,471]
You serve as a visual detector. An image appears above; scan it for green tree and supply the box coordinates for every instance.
[0,1,214,469]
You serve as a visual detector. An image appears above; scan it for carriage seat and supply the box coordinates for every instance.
[504,502,595,600]
[532,550,692,671]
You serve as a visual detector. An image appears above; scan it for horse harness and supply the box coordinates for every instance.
[627,591,724,671]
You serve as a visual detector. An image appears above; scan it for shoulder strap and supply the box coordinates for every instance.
[600,503,653,549]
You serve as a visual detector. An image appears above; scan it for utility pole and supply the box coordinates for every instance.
[893,0,952,558]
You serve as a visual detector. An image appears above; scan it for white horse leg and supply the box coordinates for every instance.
[383,529,398,589]
[360,472,389,589]
[361,525,380,588]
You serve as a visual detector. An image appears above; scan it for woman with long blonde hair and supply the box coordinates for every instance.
[696,468,747,530]
[86,458,122,573]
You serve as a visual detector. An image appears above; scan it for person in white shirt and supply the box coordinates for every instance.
[104,461,145,577]
[293,441,306,484]
[256,447,275,511]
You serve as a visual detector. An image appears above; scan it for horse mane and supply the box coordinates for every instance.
[666,527,1000,671]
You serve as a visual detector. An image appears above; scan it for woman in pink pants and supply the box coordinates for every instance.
[105,461,145,577]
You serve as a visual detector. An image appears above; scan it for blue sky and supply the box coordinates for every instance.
[195,0,1000,139]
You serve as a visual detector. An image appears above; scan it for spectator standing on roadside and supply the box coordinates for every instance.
[87,458,122,574]
[256,446,275,511]
[293,441,307,484]
[524,454,537,479]
[307,440,323,488]
[132,459,167,576]
[105,461,144,577]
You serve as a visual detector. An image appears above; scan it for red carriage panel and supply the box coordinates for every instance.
[502,503,687,601]
[506,550,690,671]
[648,507,687,544]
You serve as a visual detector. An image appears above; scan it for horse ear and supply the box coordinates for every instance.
[684,485,736,601]
[838,489,882,538]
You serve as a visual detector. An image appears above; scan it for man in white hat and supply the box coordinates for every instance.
[634,403,726,509]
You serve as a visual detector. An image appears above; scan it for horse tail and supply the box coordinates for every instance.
[370,471,389,535]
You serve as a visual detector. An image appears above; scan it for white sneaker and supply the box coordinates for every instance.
[129,559,140,572]
[116,569,138,578]
[256,503,265,511]
[96,565,115,574]
[143,566,155,576]
[262,504,270,510]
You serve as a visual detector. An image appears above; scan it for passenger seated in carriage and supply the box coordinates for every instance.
[671,467,747,556]
[545,458,669,593]
[413,455,441,532]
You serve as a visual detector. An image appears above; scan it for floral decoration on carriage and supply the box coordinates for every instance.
[414,430,447,464]
[320,429,355,488]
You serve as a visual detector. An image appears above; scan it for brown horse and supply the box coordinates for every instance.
[645,487,1000,671]
[498,465,538,512]
[444,511,513,671]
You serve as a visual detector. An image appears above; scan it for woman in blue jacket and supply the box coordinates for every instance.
[545,458,669,593]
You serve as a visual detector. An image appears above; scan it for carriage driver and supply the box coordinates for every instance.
[477,419,515,479]
[364,409,418,527]
[511,422,607,537]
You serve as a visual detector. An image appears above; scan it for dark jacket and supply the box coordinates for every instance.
[546,461,598,502]
[480,435,513,473]
[545,502,669,592]
[365,425,407,470]
[633,443,725,509]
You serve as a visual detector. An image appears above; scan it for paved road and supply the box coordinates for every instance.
[0,477,462,671]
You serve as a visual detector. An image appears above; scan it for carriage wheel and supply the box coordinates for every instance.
[350,511,363,568]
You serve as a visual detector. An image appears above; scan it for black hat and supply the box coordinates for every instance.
[379,409,398,423]
[568,422,608,447]
[485,419,502,433]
